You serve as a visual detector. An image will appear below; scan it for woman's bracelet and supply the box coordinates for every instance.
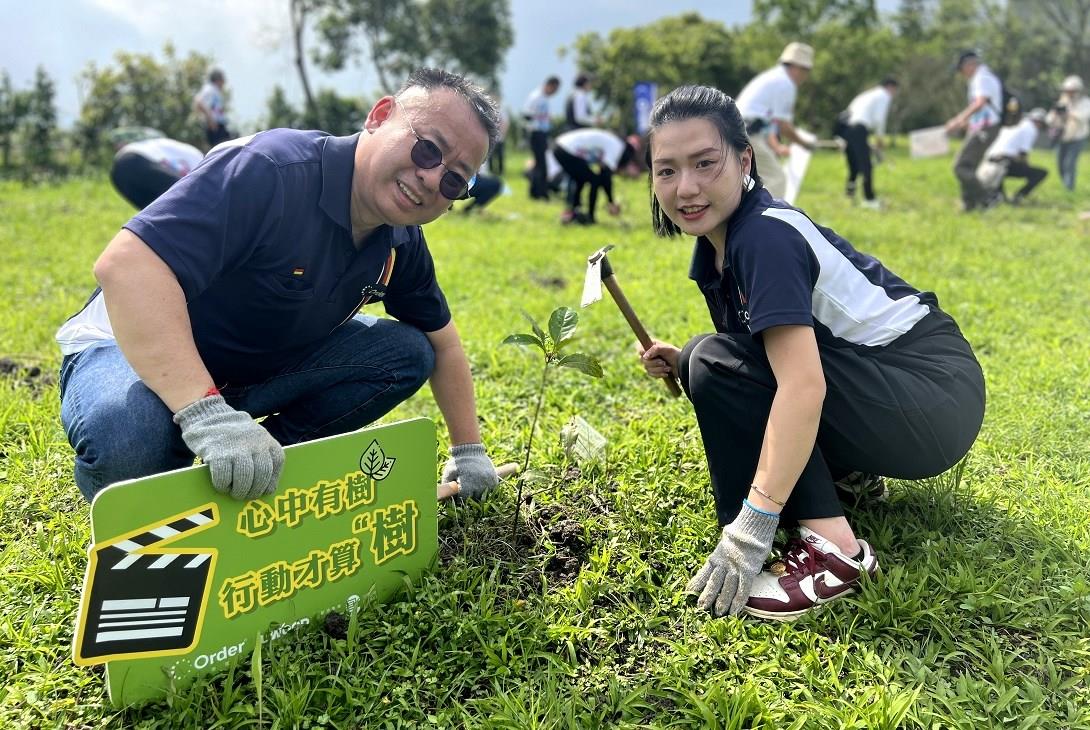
[749,483,786,507]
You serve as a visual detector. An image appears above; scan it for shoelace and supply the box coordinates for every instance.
[780,537,826,579]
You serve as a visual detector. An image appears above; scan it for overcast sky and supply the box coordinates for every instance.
[2,0,755,129]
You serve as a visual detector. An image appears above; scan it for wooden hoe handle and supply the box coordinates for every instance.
[602,275,683,398]
[437,462,520,501]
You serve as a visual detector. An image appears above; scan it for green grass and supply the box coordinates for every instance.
[1,145,1089,729]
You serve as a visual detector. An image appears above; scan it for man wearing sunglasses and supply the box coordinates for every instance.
[56,68,504,504]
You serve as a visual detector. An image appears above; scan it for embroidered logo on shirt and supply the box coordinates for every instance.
[736,286,751,328]
[291,267,305,276]
[359,249,397,305]
[360,283,387,302]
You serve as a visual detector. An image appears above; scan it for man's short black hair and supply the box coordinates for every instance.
[881,76,900,88]
[209,68,225,84]
[955,49,980,70]
[398,67,501,158]
[545,76,561,86]
[574,74,590,88]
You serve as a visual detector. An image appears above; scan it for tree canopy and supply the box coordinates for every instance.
[75,45,212,161]
[311,0,514,93]
[571,0,1085,135]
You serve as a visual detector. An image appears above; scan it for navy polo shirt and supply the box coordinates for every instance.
[689,188,939,349]
[122,129,451,385]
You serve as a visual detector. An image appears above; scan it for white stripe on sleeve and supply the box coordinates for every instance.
[760,208,930,346]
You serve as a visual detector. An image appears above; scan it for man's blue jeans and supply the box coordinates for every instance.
[1057,138,1086,190]
[59,315,436,501]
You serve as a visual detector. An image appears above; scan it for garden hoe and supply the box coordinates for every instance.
[581,244,682,397]
[437,462,520,501]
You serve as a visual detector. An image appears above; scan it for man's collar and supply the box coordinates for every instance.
[319,132,361,234]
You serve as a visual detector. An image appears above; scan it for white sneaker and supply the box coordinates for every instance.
[860,198,882,210]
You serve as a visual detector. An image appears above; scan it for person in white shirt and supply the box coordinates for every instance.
[736,42,815,199]
[565,74,597,130]
[838,77,899,209]
[945,50,1004,211]
[192,68,231,149]
[976,108,1048,205]
[551,128,639,224]
[1046,75,1090,190]
[523,76,560,199]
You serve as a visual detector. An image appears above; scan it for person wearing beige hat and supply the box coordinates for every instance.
[1046,75,1090,190]
[735,42,815,199]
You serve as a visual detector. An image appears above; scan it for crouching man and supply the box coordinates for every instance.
[57,68,502,503]
[976,108,1049,206]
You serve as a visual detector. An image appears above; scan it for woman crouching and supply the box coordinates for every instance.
[639,85,985,621]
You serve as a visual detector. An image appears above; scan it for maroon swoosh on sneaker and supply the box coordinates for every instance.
[813,575,856,600]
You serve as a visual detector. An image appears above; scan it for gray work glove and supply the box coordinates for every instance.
[173,394,284,501]
[685,502,779,617]
[441,443,499,500]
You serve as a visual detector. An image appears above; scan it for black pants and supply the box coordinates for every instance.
[488,140,505,175]
[1002,158,1048,201]
[954,125,1000,209]
[677,315,985,527]
[842,123,875,200]
[529,131,550,199]
[110,150,184,209]
[464,173,502,211]
[553,146,611,220]
[205,123,231,148]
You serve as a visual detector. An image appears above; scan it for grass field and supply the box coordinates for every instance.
[2,144,1089,729]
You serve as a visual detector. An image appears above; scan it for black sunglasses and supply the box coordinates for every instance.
[395,97,477,200]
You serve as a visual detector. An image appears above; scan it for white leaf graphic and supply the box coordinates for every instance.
[372,457,395,481]
[359,440,387,478]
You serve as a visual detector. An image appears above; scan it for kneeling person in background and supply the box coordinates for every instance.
[976,108,1049,205]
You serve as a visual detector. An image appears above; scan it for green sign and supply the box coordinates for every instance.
[72,417,437,706]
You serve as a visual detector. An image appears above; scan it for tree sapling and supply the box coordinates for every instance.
[501,306,602,535]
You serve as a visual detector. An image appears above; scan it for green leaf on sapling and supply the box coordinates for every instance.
[521,310,548,347]
[502,333,546,354]
[557,352,604,378]
[548,306,579,349]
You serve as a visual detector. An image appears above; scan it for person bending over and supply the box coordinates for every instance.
[552,127,639,224]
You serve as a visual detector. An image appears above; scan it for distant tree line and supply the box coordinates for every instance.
[1,0,514,181]
[75,44,211,163]
[268,0,513,132]
[4,0,1088,181]
[570,0,1090,135]
[0,67,59,180]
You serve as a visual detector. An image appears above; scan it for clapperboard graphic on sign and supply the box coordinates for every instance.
[74,505,220,665]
